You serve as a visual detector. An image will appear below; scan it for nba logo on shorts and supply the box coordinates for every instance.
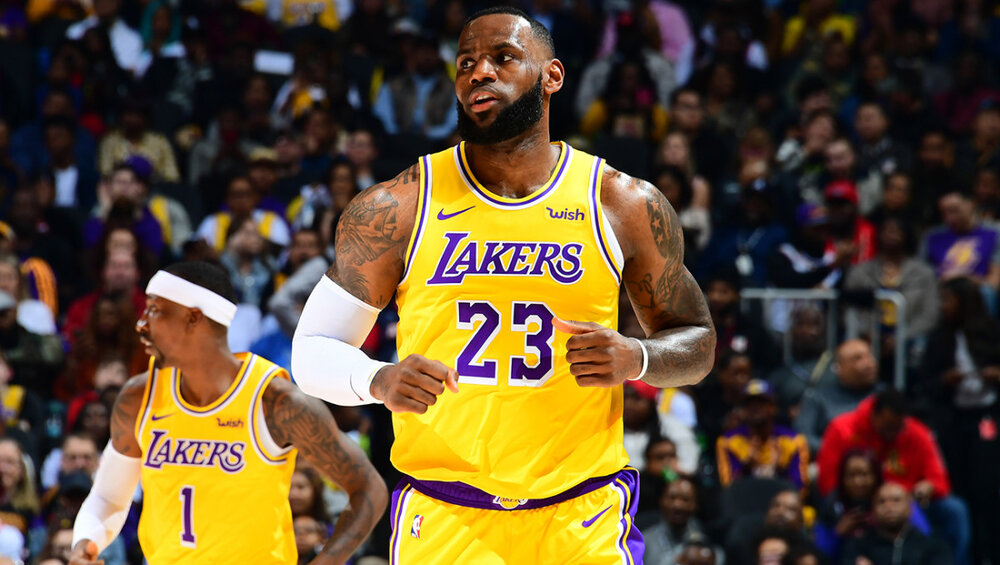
[410,515,424,539]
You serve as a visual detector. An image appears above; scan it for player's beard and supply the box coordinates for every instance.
[457,75,544,145]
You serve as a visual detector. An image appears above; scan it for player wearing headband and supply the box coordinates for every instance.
[69,261,387,565]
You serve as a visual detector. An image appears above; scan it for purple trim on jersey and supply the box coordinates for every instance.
[404,468,627,511]
[611,468,645,564]
[389,484,413,564]
[402,155,432,280]
[589,156,621,285]
[457,143,571,208]
[173,356,252,416]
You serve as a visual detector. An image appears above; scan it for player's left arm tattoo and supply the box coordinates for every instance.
[263,378,388,562]
[605,168,716,387]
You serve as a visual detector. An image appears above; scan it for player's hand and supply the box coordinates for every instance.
[370,354,459,414]
[69,540,104,565]
[554,318,643,387]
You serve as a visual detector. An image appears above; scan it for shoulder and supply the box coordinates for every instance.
[599,163,675,258]
[118,373,150,407]
[341,162,422,235]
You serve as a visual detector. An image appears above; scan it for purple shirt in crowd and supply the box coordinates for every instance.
[923,224,1000,278]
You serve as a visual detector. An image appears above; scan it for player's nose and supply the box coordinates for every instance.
[470,57,498,85]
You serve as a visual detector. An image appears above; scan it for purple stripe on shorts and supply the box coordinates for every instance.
[613,468,645,564]
[404,468,630,511]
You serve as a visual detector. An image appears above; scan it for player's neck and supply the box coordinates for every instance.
[175,342,242,407]
[464,126,560,198]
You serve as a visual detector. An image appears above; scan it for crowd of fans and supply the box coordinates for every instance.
[0,0,997,564]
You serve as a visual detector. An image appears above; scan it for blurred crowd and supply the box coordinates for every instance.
[0,0,997,564]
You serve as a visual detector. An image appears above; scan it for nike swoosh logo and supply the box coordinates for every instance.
[437,206,475,220]
[151,413,172,421]
[581,505,612,528]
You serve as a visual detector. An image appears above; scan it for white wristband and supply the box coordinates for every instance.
[627,338,649,381]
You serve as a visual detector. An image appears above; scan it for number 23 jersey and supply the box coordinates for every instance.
[394,142,629,499]
[134,353,298,564]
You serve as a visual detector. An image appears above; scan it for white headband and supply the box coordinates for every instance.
[145,271,237,327]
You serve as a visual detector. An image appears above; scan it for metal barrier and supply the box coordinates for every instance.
[739,288,908,390]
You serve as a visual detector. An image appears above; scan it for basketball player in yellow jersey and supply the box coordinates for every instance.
[292,6,715,564]
[68,262,387,565]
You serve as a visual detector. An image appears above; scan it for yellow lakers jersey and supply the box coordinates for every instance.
[135,353,298,564]
[393,141,629,499]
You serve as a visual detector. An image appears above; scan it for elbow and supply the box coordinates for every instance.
[685,325,716,386]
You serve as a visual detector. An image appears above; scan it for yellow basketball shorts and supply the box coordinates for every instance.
[388,467,644,564]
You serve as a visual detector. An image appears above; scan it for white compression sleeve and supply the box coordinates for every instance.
[292,276,390,405]
[72,444,142,552]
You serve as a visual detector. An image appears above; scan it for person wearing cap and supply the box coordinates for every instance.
[825,178,877,264]
[85,162,166,256]
[247,147,292,217]
[770,202,853,290]
[69,261,386,565]
[716,379,809,490]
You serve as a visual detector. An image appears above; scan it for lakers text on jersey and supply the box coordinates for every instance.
[134,353,298,564]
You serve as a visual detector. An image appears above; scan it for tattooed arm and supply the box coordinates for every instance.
[293,162,459,413]
[555,166,715,389]
[602,165,716,387]
[263,378,388,564]
[109,374,147,456]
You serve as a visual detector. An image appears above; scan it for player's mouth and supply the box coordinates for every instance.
[469,92,500,112]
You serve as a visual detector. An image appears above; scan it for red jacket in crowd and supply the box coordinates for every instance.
[817,397,951,498]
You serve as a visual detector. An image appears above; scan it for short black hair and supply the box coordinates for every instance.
[873,389,909,415]
[464,6,555,58]
[42,115,77,135]
[165,261,238,305]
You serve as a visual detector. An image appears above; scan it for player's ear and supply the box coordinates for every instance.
[544,58,564,96]
[187,308,204,331]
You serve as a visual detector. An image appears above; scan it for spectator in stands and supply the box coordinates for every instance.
[85,162,165,256]
[854,101,911,183]
[656,131,712,212]
[373,27,456,143]
[6,187,81,306]
[40,116,98,212]
[196,175,291,252]
[796,340,880,453]
[911,128,962,226]
[972,167,1000,222]
[638,436,680,514]
[61,293,146,397]
[865,172,915,229]
[10,88,97,179]
[124,155,191,257]
[675,538,719,565]
[293,515,325,564]
[845,216,940,370]
[813,450,931,563]
[0,438,40,536]
[666,87,731,187]
[187,104,262,189]
[770,203,852,290]
[817,390,971,565]
[933,51,1000,136]
[64,356,126,441]
[62,250,144,346]
[695,348,752,448]
[717,380,809,490]
[97,97,180,182]
[0,351,45,461]
[729,492,811,565]
[0,254,56,335]
[64,0,141,73]
[821,137,881,218]
[0,289,64,400]
[777,109,838,204]
[246,148,287,216]
[955,106,1000,180]
[41,432,98,494]
[644,476,721,565]
[299,107,340,184]
[287,159,358,232]
[219,216,276,308]
[781,0,857,59]
[920,276,1000,564]
[704,265,777,374]
[289,464,331,525]
[345,129,390,190]
[753,527,796,565]
[580,58,668,143]
[840,482,953,565]
[623,380,699,475]
[824,180,877,265]
[698,178,788,286]
[922,188,1000,293]
[652,166,710,265]
[767,304,835,413]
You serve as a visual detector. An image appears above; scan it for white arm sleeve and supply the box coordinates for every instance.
[72,444,142,552]
[291,275,390,406]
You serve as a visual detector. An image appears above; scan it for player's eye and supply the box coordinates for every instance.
[459,58,474,70]
[499,53,514,63]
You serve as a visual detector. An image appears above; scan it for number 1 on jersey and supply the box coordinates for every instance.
[180,485,196,548]
[456,301,555,386]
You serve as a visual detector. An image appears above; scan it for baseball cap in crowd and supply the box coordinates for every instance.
[743,379,775,400]
[249,147,279,166]
[824,179,858,206]
[0,290,15,312]
[124,154,154,183]
[795,203,829,227]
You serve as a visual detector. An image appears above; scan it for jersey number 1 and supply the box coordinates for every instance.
[456,301,554,386]
[180,485,196,548]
